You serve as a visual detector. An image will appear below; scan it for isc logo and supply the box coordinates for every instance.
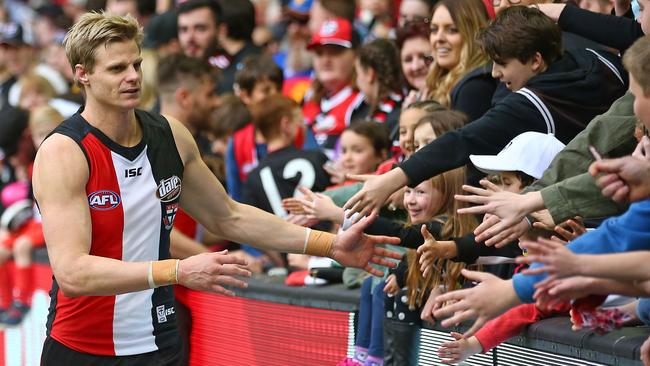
[88,190,121,210]
[124,167,142,178]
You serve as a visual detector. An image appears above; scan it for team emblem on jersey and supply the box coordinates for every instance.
[88,190,121,210]
[162,203,178,230]
[314,114,336,132]
[156,176,182,202]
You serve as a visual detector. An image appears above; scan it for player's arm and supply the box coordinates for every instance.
[169,117,402,275]
[34,134,150,296]
[34,134,249,297]
[172,119,310,252]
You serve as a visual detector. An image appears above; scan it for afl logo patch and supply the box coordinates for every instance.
[88,190,121,210]
[157,176,182,202]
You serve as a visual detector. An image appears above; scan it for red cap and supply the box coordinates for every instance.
[307,18,354,50]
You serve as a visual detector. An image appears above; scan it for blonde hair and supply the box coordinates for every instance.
[63,12,143,81]
[426,0,490,106]
[29,105,64,131]
[405,167,479,308]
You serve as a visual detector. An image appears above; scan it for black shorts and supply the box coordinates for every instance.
[41,337,182,366]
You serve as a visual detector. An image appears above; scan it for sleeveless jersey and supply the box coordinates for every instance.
[44,110,184,356]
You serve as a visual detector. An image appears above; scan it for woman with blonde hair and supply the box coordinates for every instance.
[426,0,496,121]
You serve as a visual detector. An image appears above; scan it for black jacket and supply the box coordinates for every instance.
[450,64,497,122]
[401,48,627,186]
[558,5,643,53]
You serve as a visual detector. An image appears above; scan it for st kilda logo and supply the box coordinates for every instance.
[156,176,182,202]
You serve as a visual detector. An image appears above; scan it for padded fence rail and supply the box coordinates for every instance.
[185,290,352,366]
[0,269,648,366]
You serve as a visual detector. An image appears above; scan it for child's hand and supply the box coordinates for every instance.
[517,238,578,278]
[385,187,405,212]
[282,197,306,215]
[297,187,344,224]
[323,162,347,185]
[402,89,419,109]
[417,225,456,277]
[533,276,593,311]
[420,286,443,324]
[285,213,319,228]
[383,274,399,295]
[438,332,483,364]
[530,209,555,231]
[553,218,586,242]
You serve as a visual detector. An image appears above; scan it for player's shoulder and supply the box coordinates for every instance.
[38,133,85,161]
[34,133,89,194]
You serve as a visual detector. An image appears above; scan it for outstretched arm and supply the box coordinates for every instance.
[345,96,548,219]
[521,238,650,284]
[169,117,402,276]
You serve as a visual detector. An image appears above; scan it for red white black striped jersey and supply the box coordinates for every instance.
[44,110,184,356]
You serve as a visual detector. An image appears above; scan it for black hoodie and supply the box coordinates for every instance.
[401,48,627,186]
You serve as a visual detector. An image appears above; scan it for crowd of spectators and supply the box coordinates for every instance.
[1,0,649,365]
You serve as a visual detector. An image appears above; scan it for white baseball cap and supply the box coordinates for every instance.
[470,132,565,179]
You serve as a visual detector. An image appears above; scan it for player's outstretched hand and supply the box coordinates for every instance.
[331,213,402,276]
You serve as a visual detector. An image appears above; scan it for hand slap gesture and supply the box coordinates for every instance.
[417,225,447,277]
[331,213,402,277]
[432,270,520,338]
[455,180,532,247]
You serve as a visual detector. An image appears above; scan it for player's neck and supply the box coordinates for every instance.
[81,103,141,147]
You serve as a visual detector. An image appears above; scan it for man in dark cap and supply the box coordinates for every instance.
[0,106,30,168]
[0,22,28,109]
[143,10,180,56]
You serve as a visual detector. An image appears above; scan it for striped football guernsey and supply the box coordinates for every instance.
[44,110,184,356]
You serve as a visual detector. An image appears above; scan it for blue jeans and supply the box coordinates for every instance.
[356,277,386,357]
[636,298,650,325]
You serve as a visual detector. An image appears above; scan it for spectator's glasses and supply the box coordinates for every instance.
[492,0,521,6]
